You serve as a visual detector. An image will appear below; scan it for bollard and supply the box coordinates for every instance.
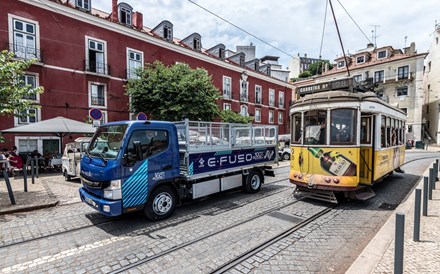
[423,176,429,216]
[394,213,405,274]
[435,162,439,186]
[23,165,28,192]
[429,168,433,200]
[2,170,16,205]
[31,159,35,184]
[414,189,421,242]
[34,156,39,178]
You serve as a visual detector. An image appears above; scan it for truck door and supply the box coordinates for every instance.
[121,129,174,210]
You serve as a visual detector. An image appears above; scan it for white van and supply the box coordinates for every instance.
[62,137,91,181]
[278,134,291,161]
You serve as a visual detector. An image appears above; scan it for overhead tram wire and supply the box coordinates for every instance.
[328,0,350,76]
[336,0,372,44]
[318,0,329,76]
[186,0,294,58]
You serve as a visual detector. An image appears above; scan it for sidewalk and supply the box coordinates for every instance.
[0,173,81,215]
[347,155,440,273]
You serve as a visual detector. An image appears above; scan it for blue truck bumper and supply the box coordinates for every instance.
[79,187,122,217]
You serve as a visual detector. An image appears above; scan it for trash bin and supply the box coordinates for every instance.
[415,141,425,149]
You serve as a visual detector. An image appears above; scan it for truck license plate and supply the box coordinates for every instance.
[85,196,97,208]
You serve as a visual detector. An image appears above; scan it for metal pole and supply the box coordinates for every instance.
[394,213,405,274]
[423,176,428,216]
[429,168,433,200]
[23,165,28,192]
[31,159,35,184]
[2,170,16,205]
[34,156,39,178]
[414,189,421,242]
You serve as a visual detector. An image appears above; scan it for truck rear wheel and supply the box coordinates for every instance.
[144,185,176,221]
[244,169,263,194]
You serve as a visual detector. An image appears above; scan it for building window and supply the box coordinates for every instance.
[397,86,408,96]
[163,25,172,41]
[255,85,262,104]
[86,37,107,74]
[10,17,40,60]
[377,50,387,59]
[18,108,38,124]
[240,80,248,102]
[269,110,274,124]
[255,108,261,122]
[337,60,346,68]
[193,37,201,51]
[223,103,231,111]
[356,55,365,64]
[353,75,362,82]
[240,105,248,116]
[21,74,38,101]
[119,4,132,25]
[223,76,231,99]
[269,89,275,107]
[278,112,283,124]
[374,70,384,83]
[127,49,143,79]
[397,65,409,79]
[89,83,106,107]
[218,47,225,60]
[279,91,284,108]
[76,0,90,11]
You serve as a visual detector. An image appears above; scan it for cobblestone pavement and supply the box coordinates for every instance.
[0,155,437,273]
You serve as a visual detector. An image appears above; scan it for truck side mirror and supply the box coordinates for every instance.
[133,141,143,161]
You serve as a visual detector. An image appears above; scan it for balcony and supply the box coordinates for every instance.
[91,96,105,106]
[255,98,262,104]
[85,60,110,75]
[240,94,248,102]
[8,43,42,61]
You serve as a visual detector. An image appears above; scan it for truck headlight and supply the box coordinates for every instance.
[104,179,122,200]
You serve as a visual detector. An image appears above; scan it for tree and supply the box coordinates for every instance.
[220,110,254,124]
[0,50,44,116]
[126,61,221,121]
[307,60,333,76]
[298,71,312,78]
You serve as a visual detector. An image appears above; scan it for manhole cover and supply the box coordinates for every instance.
[379,203,398,210]
[214,201,238,209]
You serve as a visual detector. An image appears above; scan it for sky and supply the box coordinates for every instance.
[93,0,439,69]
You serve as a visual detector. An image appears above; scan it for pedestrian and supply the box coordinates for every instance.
[8,152,24,176]
[1,148,10,172]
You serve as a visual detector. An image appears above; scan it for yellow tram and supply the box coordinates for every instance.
[289,90,407,203]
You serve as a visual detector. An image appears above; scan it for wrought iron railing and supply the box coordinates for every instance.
[9,43,42,61]
[85,60,110,75]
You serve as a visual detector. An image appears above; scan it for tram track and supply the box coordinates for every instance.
[0,171,291,250]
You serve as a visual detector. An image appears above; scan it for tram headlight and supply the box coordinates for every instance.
[104,179,122,200]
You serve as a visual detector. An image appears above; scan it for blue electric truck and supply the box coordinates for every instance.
[79,119,278,220]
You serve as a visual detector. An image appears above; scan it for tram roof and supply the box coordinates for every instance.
[291,90,406,119]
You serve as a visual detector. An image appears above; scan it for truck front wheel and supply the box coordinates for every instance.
[63,170,72,181]
[243,169,263,194]
[144,185,176,221]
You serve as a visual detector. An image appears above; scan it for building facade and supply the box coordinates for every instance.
[288,53,324,80]
[294,43,427,142]
[0,0,294,154]
[423,24,440,144]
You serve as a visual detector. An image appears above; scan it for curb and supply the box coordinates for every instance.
[0,200,59,216]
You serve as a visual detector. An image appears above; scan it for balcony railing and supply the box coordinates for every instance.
[9,43,42,61]
[85,60,110,75]
[91,96,105,106]
[240,94,248,102]
[255,98,262,104]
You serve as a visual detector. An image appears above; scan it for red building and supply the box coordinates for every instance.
[0,0,294,155]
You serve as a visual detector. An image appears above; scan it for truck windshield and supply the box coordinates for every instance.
[88,125,128,160]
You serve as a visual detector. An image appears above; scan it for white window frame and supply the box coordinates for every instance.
[396,86,408,96]
[126,48,143,80]
[278,91,284,108]
[88,82,107,109]
[269,110,274,124]
[240,105,248,116]
[337,60,346,68]
[278,112,283,124]
[397,65,410,80]
[193,37,201,50]
[255,85,262,104]
[353,74,363,82]
[15,108,41,126]
[21,72,40,103]
[377,50,387,59]
[76,0,90,11]
[240,80,249,102]
[356,55,365,64]
[85,36,108,74]
[223,76,231,99]
[119,5,132,25]
[269,89,275,107]
[223,103,231,111]
[255,108,261,122]
[8,14,40,61]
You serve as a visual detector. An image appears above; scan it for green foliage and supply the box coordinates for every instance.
[298,71,312,78]
[126,61,221,121]
[0,50,44,117]
[220,110,253,124]
[307,60,333,75]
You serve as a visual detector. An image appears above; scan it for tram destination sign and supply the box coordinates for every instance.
[298,78,353,97]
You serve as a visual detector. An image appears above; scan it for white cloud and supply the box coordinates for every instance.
[93,0,439,68]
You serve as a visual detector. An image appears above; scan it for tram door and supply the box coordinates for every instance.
[359,115,373,184]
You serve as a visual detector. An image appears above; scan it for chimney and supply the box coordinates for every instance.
[367,42,374,48]
[132,11,143,30]
[111,0,118,22]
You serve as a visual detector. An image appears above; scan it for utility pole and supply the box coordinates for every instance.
[370,24,380,46]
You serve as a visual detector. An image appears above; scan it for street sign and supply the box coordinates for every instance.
[137,112,147,120]
[89,108,103,120]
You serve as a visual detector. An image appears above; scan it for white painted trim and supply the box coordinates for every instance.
[8,13,41,60]
[222,76,232,99]
[126,47,144,80]
[14,135,60,154]
[278,111,283,124]
[20,0,294,88]
[255,108,261,122]
[85,35,108,74]
[23,71,41,103]
[88,81,107,109]
[269,110,274,124]
[14,107,42,127]
[269,89,275,107]
[255,85,262,104]
[223,103,231,111]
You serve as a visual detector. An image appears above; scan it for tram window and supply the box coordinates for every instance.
[304,110,326,145]
[381,116,386,148]
[361,117,371,144]
[292,113,302,143]
[330,109,356,145]
[386,117,392,147]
